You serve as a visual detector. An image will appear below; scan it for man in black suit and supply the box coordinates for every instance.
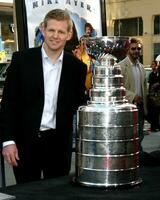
[0,9,87,184]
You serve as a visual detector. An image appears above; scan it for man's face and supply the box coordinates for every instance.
[42,19,72,52]
[151,61,157,70]
[85,27,92,37]
[128,42,142,60]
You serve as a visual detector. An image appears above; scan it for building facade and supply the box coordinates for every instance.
[105,0,160,66]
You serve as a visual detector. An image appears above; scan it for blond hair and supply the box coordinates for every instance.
[43,9,73,32]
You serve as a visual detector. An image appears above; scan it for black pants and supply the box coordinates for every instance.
[147,106,159,130]
[13,129,72,184]
[137,103,145,152]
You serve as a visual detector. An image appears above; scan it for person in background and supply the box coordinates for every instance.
[0,9,87,184]
[72,39,95,95]
[147,60,160,131]
[118,38,147,155]
[80,22,94,40]
[148,61,159,91]
[75,22,95,95]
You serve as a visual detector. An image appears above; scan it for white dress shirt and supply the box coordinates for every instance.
[127,56,142,97]
[40,46,63,130]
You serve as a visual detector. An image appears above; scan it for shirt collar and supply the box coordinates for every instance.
[127,56,139,66]
[41,44,63,64]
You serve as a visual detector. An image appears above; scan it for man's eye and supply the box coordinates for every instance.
[58,31,65,34]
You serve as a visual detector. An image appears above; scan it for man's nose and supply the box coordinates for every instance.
[52,31,59,37]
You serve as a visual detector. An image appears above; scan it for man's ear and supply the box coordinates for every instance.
[66,31,73,41]
[40,23,45,37]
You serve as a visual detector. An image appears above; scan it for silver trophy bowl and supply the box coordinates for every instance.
[75,36,142,188]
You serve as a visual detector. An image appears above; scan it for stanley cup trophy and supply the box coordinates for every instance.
[75,36,142,188]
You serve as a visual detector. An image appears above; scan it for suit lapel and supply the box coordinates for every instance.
[126,58,135,89]
[57,52,70,107]
[32,47,44,98]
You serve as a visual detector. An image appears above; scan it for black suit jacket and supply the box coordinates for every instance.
[0,47,87,153]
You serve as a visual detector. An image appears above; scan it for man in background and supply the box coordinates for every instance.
[118,38,147,156]
[82,22,94,38]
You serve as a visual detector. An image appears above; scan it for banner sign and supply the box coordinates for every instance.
[24,0,103,47]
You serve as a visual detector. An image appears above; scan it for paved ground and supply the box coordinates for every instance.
[2,121,160,187]
[142,120,160,152]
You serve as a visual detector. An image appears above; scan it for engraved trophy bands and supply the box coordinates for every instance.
[75,36,142,188]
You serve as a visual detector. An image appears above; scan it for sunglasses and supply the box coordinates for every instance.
[131,47,142,51]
